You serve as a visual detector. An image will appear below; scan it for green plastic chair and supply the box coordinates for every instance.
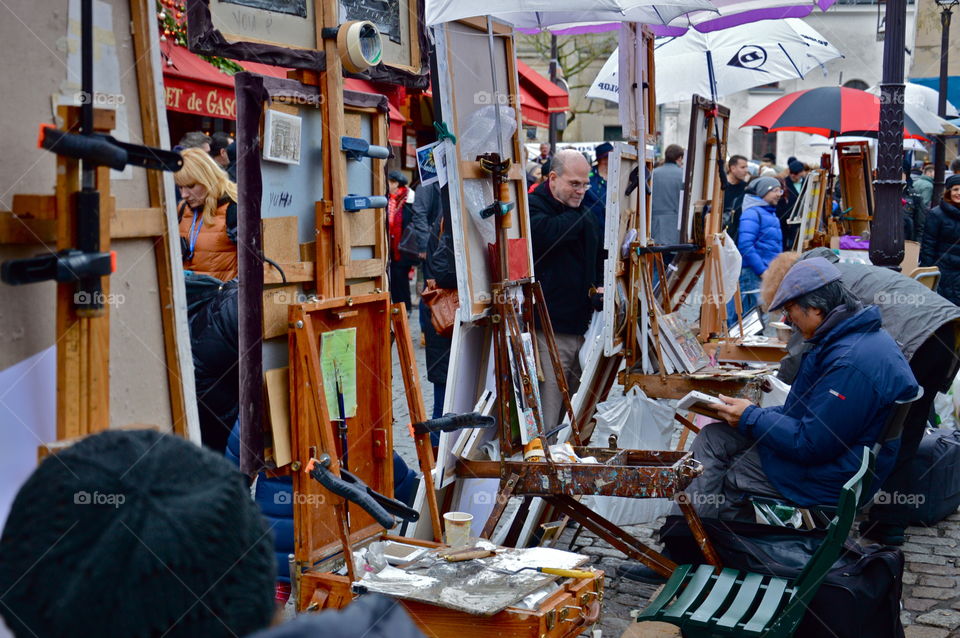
[634,446,875,638]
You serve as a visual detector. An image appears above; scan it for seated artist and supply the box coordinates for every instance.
[0,429,424,638]
[762,248,960,545]
[687,257,918,521]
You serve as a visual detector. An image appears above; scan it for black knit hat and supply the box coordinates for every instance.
[946,174,960,190]
[0,430,276,638]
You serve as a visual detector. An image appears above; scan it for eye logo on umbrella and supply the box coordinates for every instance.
[728,45,768,71]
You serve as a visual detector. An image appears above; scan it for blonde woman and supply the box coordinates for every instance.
[176,148,239,281]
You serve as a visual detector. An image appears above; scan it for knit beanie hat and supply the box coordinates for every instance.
[0,429,276,638]
[946,174,960,190]
[747,176,781,198]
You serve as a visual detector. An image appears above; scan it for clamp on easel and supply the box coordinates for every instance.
[0,0,181,440]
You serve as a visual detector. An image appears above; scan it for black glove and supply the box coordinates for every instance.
[590,291,604,312]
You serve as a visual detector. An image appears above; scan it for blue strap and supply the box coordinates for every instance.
[187,211,204,259]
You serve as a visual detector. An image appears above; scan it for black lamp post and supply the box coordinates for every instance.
[932,0,958,208]
[871,0,908,268]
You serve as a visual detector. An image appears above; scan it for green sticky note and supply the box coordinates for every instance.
[320,328,357,419]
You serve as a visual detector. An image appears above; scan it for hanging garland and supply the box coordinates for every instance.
[156,0,244,76]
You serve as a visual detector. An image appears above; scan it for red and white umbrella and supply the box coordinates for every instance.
[742,86,930,140]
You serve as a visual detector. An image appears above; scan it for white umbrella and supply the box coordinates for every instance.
[866,84,960,135]
[587,18,842,105]
[425,0,716,29]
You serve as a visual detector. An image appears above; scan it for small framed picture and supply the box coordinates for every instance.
[416,140,447,186]
[263,109,302,165]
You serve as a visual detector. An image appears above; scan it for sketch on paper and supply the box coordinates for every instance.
[263,109,303,165]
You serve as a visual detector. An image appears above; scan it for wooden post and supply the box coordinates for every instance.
[317,0,347,298]
[56,105,114,439]
[129,0,190,437]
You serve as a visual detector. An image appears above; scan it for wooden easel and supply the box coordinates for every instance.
[837,141,874,237]
[463,151,722,578]
[54,105,114,439]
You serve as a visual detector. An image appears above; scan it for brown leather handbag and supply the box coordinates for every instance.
[421,280,459,338]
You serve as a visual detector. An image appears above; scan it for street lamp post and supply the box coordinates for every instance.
[932,0,958,208]
[871,0,907,268]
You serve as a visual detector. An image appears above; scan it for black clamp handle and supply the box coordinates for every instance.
[306,455,419,529]
[412,412,496,435]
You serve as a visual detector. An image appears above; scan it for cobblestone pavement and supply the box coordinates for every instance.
[391,307,960,638]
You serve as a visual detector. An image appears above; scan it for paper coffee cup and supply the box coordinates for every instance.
[443,511,473,548]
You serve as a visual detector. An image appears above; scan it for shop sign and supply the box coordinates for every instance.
[164,77,237,119]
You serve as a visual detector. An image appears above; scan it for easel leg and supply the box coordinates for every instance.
[478,473,519,539]
[530,282,582,445]
[676,496,723,569]
[548,495,677,577]
[390,304,443,542]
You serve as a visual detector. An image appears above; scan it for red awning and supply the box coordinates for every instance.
[161,41,406,144]
[517,60,569,129]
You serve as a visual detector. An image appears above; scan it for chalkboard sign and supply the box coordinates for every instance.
[339,0,401,44]
[222,0,307,18]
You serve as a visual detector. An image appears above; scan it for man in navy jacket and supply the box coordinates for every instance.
[692,258,919,519]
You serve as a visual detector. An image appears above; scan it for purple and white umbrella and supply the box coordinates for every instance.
[588,19,843,105]
[653,0,837,35]
[480,0,838,34]
[424,0,716,28]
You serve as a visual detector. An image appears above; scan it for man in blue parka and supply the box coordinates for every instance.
[691,258,919,520]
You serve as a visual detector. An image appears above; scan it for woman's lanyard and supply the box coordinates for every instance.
[186,212,203,260]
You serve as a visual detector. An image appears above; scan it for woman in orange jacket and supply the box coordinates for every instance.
[176,148,239,281]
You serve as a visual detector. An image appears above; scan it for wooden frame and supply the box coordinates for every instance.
[186,0,326,70]
[187,0,427,86]
[337,0,425,79]
[433,18,535,322]
[0,0,198,441]
[234,70,390,471]
[680,96,731,339]
[680,96,730,247]
[288,294,393,567]
[601,142,640,357]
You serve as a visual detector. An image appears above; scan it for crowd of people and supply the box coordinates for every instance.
[5,124,960,636]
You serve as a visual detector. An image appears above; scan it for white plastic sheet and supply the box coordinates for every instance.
[580,386,676,525]
[759,375,790,408]
[716,231,741,305]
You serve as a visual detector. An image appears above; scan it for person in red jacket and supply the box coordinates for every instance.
[176,148,239,282]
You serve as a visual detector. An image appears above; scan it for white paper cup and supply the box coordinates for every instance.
[443,511,473,548]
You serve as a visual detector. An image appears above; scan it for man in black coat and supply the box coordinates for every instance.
[529,149,604,427]
[186,272,239,453]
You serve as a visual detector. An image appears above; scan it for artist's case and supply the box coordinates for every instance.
[287,294,602,637]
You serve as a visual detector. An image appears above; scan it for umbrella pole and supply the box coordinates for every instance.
[705,50,718,104]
